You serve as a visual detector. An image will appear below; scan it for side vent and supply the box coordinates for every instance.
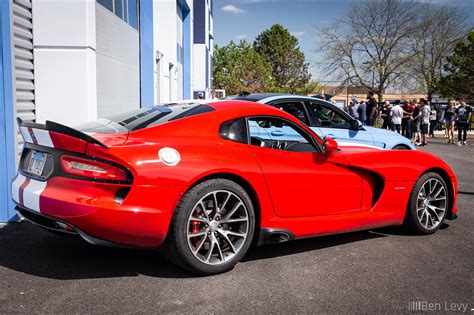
[372,173,384,207]
[257,228,295,246]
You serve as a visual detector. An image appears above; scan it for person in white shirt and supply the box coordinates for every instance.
[210,89,219,100]
[390,100,404,134]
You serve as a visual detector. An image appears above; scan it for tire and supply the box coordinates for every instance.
[160,178,255,275]
[403,172,449,234]
[393,144,410,150]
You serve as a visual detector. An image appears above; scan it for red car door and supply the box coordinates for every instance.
[248,117,363,218]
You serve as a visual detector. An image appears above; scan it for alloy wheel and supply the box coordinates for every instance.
[186,190,249,265]
[416,178,447,230]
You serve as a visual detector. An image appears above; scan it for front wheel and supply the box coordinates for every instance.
[160,179,255,275]
[403,172,449,234]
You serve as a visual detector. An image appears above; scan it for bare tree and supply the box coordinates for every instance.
[407,5,468,101]
[315,0,421,101]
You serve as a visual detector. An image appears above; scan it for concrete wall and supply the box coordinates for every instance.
[95,3,139,117]
[33,0,97,126]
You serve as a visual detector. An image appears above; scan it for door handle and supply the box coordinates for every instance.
[327,134,336,139]
[271,130,285,137]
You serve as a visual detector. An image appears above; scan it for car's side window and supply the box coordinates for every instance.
[248,117,317,152]
[219,118,248,144]
[273,102,309,125]
[308,102,351,129]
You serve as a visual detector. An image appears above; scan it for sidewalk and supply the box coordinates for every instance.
[433,130,474,138]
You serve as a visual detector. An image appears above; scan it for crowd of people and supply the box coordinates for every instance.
[347,93,472,147]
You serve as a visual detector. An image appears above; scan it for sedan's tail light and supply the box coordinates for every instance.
[60,155,128,182]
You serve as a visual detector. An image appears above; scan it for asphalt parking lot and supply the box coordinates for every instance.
[0,137,472,314]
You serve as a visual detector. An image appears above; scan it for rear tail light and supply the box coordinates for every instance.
[60,155,129,182]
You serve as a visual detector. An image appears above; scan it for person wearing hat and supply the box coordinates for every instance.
[348,98,359,119]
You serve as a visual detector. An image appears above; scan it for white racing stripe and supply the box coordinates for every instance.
[11,173,27,204]
[20,127,33,144]
[23,179,47,213]
[32,129,54,147]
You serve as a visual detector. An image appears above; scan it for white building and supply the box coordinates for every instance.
[192,0,213,99]
[0,0,213,222]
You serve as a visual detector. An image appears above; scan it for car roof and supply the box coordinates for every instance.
[205,99,284,115]
[226,93,334,105]
[226,93,285,102]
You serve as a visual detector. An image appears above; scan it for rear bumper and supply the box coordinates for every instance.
[16,205,128,247]
[12,175,185,248]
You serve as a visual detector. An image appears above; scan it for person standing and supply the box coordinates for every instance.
[348,100,359,119]
[444,100,457,144]
[411,101,421,145]
[381,101,392,129]
[419,99,431,146]
[357,101,367,125]
[390,100,403,134]
[366,91,377,126]
[429,105,437,138]
[455,99,472,146]
[401,100,414,139]
[210,89,218,100]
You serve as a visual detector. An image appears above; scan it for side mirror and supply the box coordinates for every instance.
[350,119,363,130]
[323,137,338,153]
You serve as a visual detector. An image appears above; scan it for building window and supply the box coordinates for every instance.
[97,0,138,30]
[114,0,123,18]
[97,0,113,11]
[128,0,138,29]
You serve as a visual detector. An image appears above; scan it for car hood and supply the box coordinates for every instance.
[364,126,415,149]
[337,148,454,181]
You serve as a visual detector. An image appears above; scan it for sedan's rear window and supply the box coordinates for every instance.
[75,103,214,134]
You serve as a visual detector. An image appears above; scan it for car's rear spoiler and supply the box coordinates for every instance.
[17,118,108,149]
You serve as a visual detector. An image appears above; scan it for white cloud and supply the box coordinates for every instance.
[221,4,246,14]
[291,31,305,38]
[235,35,247,40]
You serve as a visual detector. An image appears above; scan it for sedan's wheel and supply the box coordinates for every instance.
[393,145,410,150]
[160,179,255,275]
[403,172,448,234]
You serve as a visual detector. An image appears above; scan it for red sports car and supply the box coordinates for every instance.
[12,101,458,275]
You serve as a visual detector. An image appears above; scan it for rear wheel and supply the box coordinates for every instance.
[160,179,255,275]
[403,172,448,234]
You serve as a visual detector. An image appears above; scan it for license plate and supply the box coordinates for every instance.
[27,151,47,176]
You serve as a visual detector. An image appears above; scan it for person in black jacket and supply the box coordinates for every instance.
[366,91,377,126]
[455,99,472,145]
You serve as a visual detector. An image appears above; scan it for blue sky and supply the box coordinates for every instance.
[213,0,474,81]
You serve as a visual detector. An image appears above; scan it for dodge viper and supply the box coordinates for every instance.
[12,100,458,275]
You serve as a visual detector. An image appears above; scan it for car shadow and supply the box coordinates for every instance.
[0,222,390,280]
[243,229,385,262]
